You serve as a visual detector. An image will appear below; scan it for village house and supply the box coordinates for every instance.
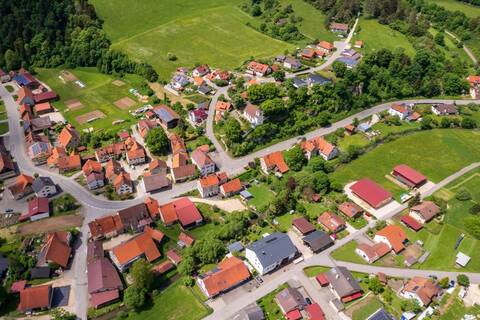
[300,136,338,161]
[318,211,346,233]
[197,256,251,298]
[19,197,50,222]
[137,119,158,139]
[170,74,190,91]
[32,176,57,198]
[431,104,458,116]
[33,90,58,104]
[301,48,316,60]
[243,103,264,127]
[409,201,441,224]
[17,285,53,314]
[388,103,412,120]
[246,61,271,77]
[141,172,170,193]
[189,108,208,125]
[28,141,52,165]
[117,202,152,232]
[14,69,38,88]
[260,151,289,175]
[338,202,363,219]
[467,75,480,99]
[25,117,52,133]
[245,232,297,275]
[330,22,349,33]
[53,150,82,174]
[177,232,195,248]
[317,41,335,54]
[57,124,81,150]
[88,215,124,240]
[0,151,16,179]
[83,160,105,190]
[306,73,331,87]
[275,287,307,316]
[292,217,315,236]
[197,174,220,198]
[95,142,125,163]
[166,249,183,265]
[149,159,168,175]
[37,231,72,269]
[303,230,334,253]
[220,178,242,197]
[193,64,210,77]
[324,267,363,303]
[34,102,53,115]
[171,164,196,183]
[153,105,180,128]
[374,225,408,254]
[207,69,231,82]
[158,197,203,228]
[109,226,164,272]
[355,242,390,264]
[354,40,364,48]
[214,100,232,122]
[349,178,393,209]
[113,172,133,195]
[191,145,215,176]
[105,159,123,183]
[16,87,35,106]
[88,256,124,309]
[391,164,427,188]
[125,139,146,165]
[8,174,34,199]
[400,277,441,306]
[283,57,302,70]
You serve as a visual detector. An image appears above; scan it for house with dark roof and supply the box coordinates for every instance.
[117,202,152,232]
[245,232,297,275]
[367,308,395,320]
[30,267,51,279]
[153,105,180,128]
[307,74,332,87]
[17,285,53,313]
[291,217,315,235]
[189,108,208,125]
[302,230,333,253]
[141,173,170,193]
[32,176,57,198]
[275,287,307,315]
[197,256,251,298]
[325,267,363,303]
[87,240,104,264]
[88,257,124,309]
[34,90,58,104]
[233,303,265,320]
[88,215,124,240]
[0,152,16,179]
[392,164,427,188]
[431,104,458,116]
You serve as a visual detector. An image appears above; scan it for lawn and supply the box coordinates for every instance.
[429,28,473,67]
[128,282,210,320]
[257,284,288,320]
[303,265,330,277]
[332,129,480,196]
[331,240,368,264]
[353,18,415,56]
[274,212,301,232]
[427,0,480,18]
[351,296,383,320]
[92,0,294,78]
[279,0,335,42]
[247,183,275,210]
[0,122,9,135]
[440,296,480,319]
[35,67,145,131]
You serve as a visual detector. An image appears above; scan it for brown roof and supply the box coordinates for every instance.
[338,202,363,219]
[142,173,170,192]
[0,152,14,173]
[403,277,440,306]
[292,217,315,235]
[191,147,214,167]
[199,256,250,297]
[262,151,289,173]
[105,159,123,181]
[169,133,187,155]
[18,285,51,311]
[8,174,34,197]
[149,159,167,172]
[57,154,81,171]
[144,197,160,218]
[171,152,189,168]
[318,212,345,233]
[113,172,132,192]
[88,215,123,239]
[166,249,182,265]
[117,203,150,230]
[172,164,196,180]
[88,257,123,294]
[411,201,440,221]
[152,261,175,275]
[16,87,34,105]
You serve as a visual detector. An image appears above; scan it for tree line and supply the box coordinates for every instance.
[0,0,158,81]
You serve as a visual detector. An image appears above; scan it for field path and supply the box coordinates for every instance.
[445,30,478,65]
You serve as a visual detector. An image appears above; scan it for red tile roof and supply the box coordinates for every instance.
[166,249,182,265]
[286,309,302,320]
[301,136,335,156]
[338,202,363,219]
[111,229,162,266]
[34,102,52,113]
[199,174,220,188]
[20,197,49,221]
[318,41,334,50]
[57,125,79,149]
[401,215,423,231]
[90,290,120,308]
[178,232,195,247]
[88,215,123,239]
[247,61,270,74]
[350,179,392,208]
[220,178,242,194]
[159,202,179,225]
[318,212,345,233]
[172,198,203,227]
[376,225,407,253]
[10,280,27,293]
[306,303,325,320]
[41,231,71,268]
[199,256,250,297]
[392,164,427,187]
[152,261,175,275]
[144,197,160,218]
[82,159,102,176]
[18,285,51,311]
[262,151,289,173]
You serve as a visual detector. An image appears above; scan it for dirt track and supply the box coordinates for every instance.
[19,214,84,235]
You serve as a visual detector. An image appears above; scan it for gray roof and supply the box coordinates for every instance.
[32,176,55,193]
[275,287,307,313]
[325,266,362,298]
[307,74,331,86]
[228,241,244,253]
[247,232,297,268]
[198,84,213,94]
[232,303,264,320]
[143,173,170,192]
[367,308,396,320]
[303,230,333,252]
[292,77,307,88]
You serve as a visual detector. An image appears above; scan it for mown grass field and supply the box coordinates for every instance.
[331,129,480,196]
[353,18,416,56]
[428,0,480,18]
[127,281,210,320]
[92,0,294,79]
[279,0,335,43]
[36,67,144,131]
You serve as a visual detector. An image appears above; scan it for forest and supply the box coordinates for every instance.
[0,0,157,81]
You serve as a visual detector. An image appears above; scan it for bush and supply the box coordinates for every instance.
[456,188,472,201]
[457,274,470,287]
[470,204,480,215]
